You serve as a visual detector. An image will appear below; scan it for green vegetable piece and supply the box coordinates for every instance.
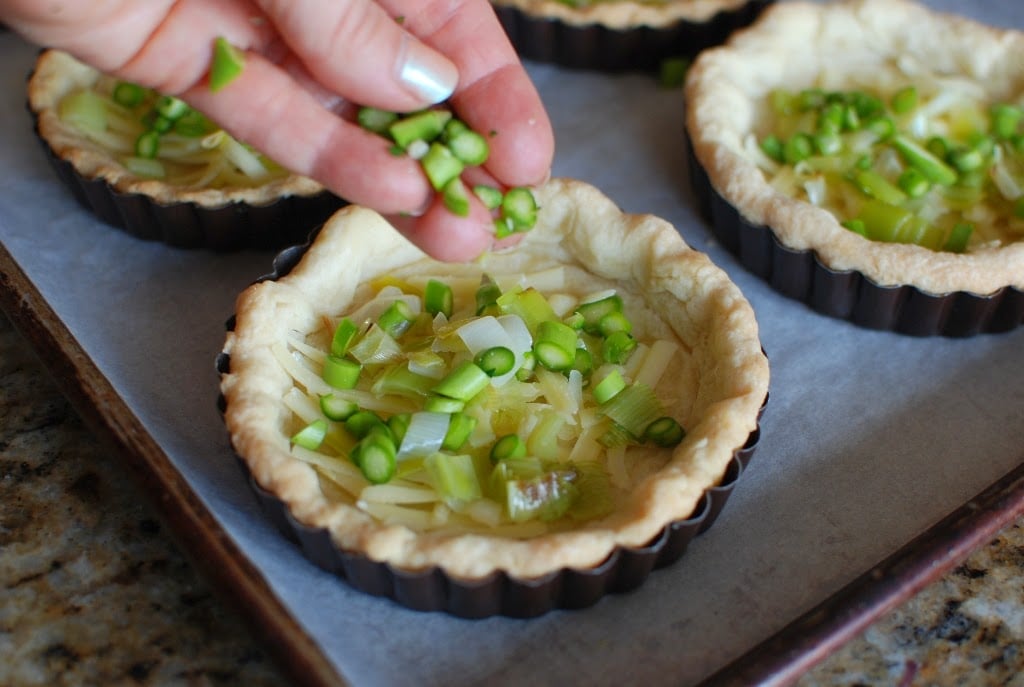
[150,114,174,134]
[424,279,454,318]
[890,135,958,186]
[425,452,482,507]
[420,142,464,191]
[503,470,576,523]
[943,222,973,253]
[210,36,246,92]
[514,351,536,382]
[857,199,912,243]
[59,89,108,135]
[472,184,504,210]
[572,348,594,377]
[446,129,490,166]
[852,169,907,205]
[423,395,466,414]
[133,130,160,159]
[497,288,557,333]
[291,419,328,450]
[352,434,397,484]
[990,103,1022,140]
[533,320,578,372]
[377,300,416,339]
[330,317,359,357]
[1015,197,1024,219]
[817,103,844,134]
[897,168,931,198]
[442,412,477,452]
[783,134,813,164]
[575,292,624,334]
[592,369,627,405]
[797,88,826,112]
[319,393,358,422]
[112,81,146,108]
[441,118,470,142]
[433,360,491,402]
[948,145,986,173]
[357,106,399,134]
[890,86,918,115]
[864,116,895,140]
[526,409,566,461]
[345,410,386,440]
[122,157,166,179]
[500,187,538,231]
[475,346,516,377]
[601,383,663,440]
[387,413,411,444]
[597,311,632,337]
[602,330,637,365]
[813,132,842,156]
[841,218,867,236]
[490,434,527,463]
[155,95,189,121]
[644,416,686,448]
[441,177,471,217]
[322,354,361,389]
[658,56,690,89]
[370,364,435,398]
[388,109,452,148]
[173,109,212,137]
[760,135,784,163]
[475,276,502,316]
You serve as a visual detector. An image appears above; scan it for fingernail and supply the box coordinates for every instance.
[396,34,457,104]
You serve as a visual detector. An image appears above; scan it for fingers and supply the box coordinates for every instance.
[387,0,554,188]
[182,52,434,216]
[387,195,497,262]
[255,0,458,111]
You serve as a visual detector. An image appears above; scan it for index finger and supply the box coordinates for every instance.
[384,0,554,189]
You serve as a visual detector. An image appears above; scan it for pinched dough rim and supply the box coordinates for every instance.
[27,49,324,207]
[491,0,757,29]
[219,178,769,580]
[685,0,1024,296]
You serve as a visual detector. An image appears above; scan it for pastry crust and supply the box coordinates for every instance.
[492,0,756,29]
[685,0,1024,296]
[219,178,769,580]
[27,49,324,207]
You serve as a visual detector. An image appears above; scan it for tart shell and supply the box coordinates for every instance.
[684,0,1024,335]
[492,0,775,72]
[27,49,345,251]
[217,178,770,615]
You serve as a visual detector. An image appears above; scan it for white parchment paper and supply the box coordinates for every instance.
[2,2,1023,684]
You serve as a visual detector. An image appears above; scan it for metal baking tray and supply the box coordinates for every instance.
[2,3,1023,683]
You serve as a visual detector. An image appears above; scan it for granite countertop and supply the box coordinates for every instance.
[1,309,1022,686]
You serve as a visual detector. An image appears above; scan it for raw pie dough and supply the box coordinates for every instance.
[219,178,769,579]
[685,0,1024,296]
[27,49,324,208]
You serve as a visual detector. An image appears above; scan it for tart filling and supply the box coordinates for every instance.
[685,0,1024,297]
[28,49,324,208]
[219,178,768,580]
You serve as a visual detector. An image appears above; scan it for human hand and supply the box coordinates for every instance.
[2,0,554,260]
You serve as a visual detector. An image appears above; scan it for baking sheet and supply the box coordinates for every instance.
[2,2,1023,684]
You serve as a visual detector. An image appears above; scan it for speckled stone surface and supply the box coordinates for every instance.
[0,310,1022,686]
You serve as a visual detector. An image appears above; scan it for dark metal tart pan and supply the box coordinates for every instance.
[685,132,1024,338]
[492,0,774,72]
[30,120,346,252]
[215,235,769,619]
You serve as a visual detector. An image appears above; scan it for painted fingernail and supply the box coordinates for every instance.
[396,34,457,105]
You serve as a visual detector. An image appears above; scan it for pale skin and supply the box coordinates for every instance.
[1,0,555,260]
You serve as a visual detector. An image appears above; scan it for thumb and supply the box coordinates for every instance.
[256,0,459,112]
